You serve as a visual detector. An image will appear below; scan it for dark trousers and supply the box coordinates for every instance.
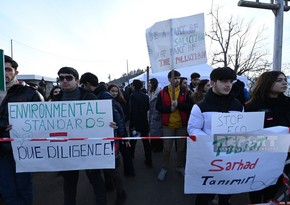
[103,158,124,194]
[130,131,151,162]
[61,170,106,205]
[249,175,283,203]
[195,194,231,205]
[0,154,32,205]
[119,142,135,175]
[151,139,163,152]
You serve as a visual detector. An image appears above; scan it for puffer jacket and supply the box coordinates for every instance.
[187,88,244,136]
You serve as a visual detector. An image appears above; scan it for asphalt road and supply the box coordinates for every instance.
[0,142,251,205]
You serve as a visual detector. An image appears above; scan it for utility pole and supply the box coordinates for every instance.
[146,66,149,91]
[238,0,290,71]
[10,39,13,58]
[126,59,129,84]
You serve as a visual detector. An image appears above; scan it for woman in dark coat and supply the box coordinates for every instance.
[245,71,290,203]
[108,84,134,177]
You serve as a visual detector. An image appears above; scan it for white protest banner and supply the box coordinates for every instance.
[146,13,206,73]
[184,112,289,194]
[12,139,115,172]
[185,134,288,194]
[211,112,265,134]
[8,100,115,172]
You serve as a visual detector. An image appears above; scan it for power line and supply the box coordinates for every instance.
[12,39,126,64]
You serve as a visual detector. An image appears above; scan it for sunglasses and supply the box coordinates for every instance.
[58,75,75,82]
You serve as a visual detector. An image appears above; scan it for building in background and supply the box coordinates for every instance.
[17,74,56,99]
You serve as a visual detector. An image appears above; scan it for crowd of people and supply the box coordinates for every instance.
[0,55,289,205]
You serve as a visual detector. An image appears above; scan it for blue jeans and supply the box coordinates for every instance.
[0,154,32,205]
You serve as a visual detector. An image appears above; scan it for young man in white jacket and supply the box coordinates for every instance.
[187,67,244,205]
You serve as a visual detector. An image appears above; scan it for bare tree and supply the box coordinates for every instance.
[206,7,272,77]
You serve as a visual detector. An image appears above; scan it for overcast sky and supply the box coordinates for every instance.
[1,0,289,82]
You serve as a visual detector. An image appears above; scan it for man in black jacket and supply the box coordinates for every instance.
[80,72,128,205]
[0,55,43,205]
[129,79,152,167]
[54,67,107,205]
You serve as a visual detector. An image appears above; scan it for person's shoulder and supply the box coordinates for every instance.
[282,95,290,101]
[79,87,97,100]
[159,86,168,93]
[19,83,40,95]
[16,83,43,101]
[232,98,244,111]
[196,99,206,109]
[99,91,112,99]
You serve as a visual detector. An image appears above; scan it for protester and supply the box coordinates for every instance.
[148,78,163,153]
[129,79,152,167]
[24,82,45,101]
[80,72,127,205]
[189,72,200,93]
[179,77,188,88]
[123,83,133,104]
[108,83,134,177]
[53,68,107,205]
[230,79,249,105]
[187,67,243,205]
[156,70,193,181]
[0,55,43,205]
[245,71,290,203]
[192,79,210,103]
[46,85,61,101]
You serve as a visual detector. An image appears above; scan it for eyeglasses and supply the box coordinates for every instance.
[58,75,75,82]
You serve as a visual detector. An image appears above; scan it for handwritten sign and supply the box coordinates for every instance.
[184,133,288,194]
[211,112,265,134]
[185,112,288,194]
[11,139,115,172]
[8,100,115,172]
[8,100,113,139]
[146,13,206,73]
